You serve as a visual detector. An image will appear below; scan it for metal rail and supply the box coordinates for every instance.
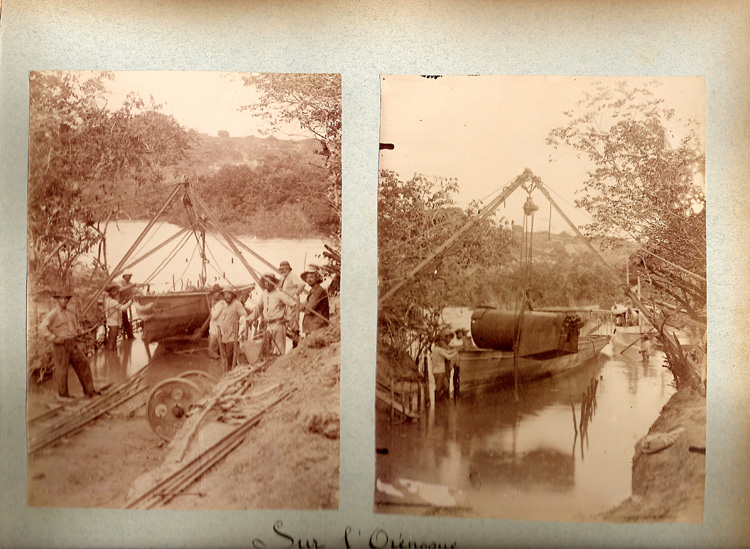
[125,388,294,509]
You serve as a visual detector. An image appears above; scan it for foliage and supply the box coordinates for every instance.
[547,80,706,389]
[378,170,515,359]
[192,160,338,238]
[240,73,342,226]
[547,81,705,315]
[28,71,192,287]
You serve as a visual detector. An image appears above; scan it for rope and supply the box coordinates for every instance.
[140,229,194,288]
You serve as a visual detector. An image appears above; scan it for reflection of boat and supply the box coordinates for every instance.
[134,291,212,343]
[458,308,610,395]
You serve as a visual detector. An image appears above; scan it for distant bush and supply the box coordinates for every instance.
[218,130,230,138]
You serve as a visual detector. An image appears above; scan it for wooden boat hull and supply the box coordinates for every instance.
[457,334,610,395]
[133,291,211,343]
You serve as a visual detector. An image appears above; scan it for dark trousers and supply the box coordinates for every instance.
[122,310,134,339]
[452,365,460,399]
[106,325,119,351]
[53,340,95,397]
[220,341,237,372]
[434,371,451,401]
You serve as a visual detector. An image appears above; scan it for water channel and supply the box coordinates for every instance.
[80,221,328,390]
[375,339,675,521]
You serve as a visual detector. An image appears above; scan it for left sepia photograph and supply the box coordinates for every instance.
[26,71,341,510]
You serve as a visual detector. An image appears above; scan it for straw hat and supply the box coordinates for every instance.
[222,286,237,298]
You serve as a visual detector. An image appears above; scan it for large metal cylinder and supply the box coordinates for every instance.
[470,308,579,356]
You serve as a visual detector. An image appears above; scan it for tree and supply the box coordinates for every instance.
[547,80,706,389]
[240,73,342,224]
[378,170,515,359]
[28,71,193,287]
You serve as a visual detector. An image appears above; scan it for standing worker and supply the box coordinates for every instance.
[38,288,99,399]
[103,284,132,351]
[207,284,225,359]
[431,329,459,402]
[300,267,330,335]
[216,287,248,372]
[450,328,472,398]
[640,334,652,361]
[278,260,305,347]
[249,273,298,356]
[119,273,137,339]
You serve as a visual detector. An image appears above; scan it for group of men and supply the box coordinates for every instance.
[207,261,330,371]
[430,327,473,401]
[38,260,330,399]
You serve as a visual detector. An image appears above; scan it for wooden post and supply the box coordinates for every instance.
[570,400,578,435]
[390,379,394,423]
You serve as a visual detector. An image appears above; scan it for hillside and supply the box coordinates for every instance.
[110,133,337,238]
[509,225,635,266]
[178,133,324,177]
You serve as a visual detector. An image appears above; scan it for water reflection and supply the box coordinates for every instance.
[90,338,158,387]
[375,343,675,521]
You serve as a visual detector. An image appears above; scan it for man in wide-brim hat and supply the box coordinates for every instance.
[300,267,329,335]
[278,261,305,346]
[431,328,459,402]
[38,287,98,399]
[119,273,136,339]
[207,283,226,359]
[103,284,132,351]
[216,286,248,371]
[249,273,298,356]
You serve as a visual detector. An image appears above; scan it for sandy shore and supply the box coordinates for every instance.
[602,387,706,522]
[26,326,340,510]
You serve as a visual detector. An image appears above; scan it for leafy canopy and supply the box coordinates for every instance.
[547,80,705,323]
[378,170,515,358]
[28,71,192,286]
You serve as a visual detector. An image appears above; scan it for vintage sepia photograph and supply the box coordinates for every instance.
[26,71,341,509]
[375,75,706,521]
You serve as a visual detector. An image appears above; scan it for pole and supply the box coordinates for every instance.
[378,169,538,306]
[534,184,658,330]
[81,182,184,317]
[190,188,263,286]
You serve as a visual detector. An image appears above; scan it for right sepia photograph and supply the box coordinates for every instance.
[375,75,706,522]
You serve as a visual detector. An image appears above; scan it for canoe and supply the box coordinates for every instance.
[457,334,611,395]
[133,291,212,343]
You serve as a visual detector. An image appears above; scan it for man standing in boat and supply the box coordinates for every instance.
[431,329,459,402]
[103,284,133,351]
[216,287,248,371]
[278,260,305,347]
[250,273,298,356]
[39,288,99,399]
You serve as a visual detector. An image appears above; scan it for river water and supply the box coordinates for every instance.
[99,220,328,292]
[375,338,675,521]
[80,221,328,388]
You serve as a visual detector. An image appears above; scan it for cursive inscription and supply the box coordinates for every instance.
[345,526,457,549]
[252,520,324,548]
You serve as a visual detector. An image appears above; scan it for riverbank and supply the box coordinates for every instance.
[26,324,340,509]
[602,387,706,522]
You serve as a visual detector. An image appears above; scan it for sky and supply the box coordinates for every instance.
[378,75,705,232]
[100,71,310,139]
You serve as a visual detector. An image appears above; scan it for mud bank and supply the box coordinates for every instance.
[26,326,340,510]
[603,387,706,522]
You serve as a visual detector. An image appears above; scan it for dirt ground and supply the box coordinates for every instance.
[26,325,340,510]
[602,387,706,522]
